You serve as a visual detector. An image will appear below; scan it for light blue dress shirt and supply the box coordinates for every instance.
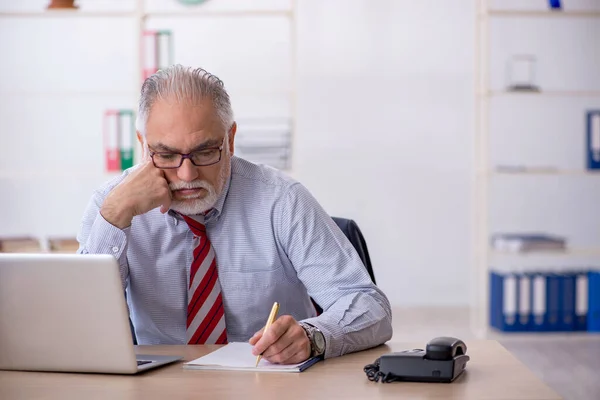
[77,156,392,358]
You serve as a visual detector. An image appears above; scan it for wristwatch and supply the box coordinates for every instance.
[299,322,326,358]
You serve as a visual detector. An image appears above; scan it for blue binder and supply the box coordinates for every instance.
[545,273,561,331]
[589,271,600,332]
[530,272,547,331]
[587,110,600,170]
[490,271,506,331]
[490,271,529,331]
[548,0,561,9]
[559,272,576,331]
[529,272,562,331]
[517,273,533,330]
[575,270,589,331]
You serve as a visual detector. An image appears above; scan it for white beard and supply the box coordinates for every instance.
[168,155,231,216]
[168,180,219,215]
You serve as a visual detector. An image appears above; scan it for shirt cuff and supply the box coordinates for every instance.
[300,313,344,359]
[82,212,130,259]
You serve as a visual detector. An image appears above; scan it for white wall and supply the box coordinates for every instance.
[293,0,474,306]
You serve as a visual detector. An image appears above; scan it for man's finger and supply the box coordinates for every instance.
[248,328,264,345]
[160,195,171,214]
[264,338,295,362]
[159,179,172,214]
[251,318,289,356]
[284,348,309,365]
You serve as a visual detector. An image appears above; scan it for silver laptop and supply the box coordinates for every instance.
[0,253,182,374]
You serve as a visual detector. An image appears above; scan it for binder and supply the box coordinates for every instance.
[142,30,173,82]
[490,271,502,330]
[103,110,121,172]
[559,272,576,331]
[545,273,561,331]
[490,271,526,331]
[118,110,135,170]
[530,272,562,332]
[589,271,600,332]
[587,110,600,170]
[157,30,173,71]
[548,0,561,9]
[531,273,547,331]
[142,30,158,81]
[575,271,588,331]
[517,273,532,330]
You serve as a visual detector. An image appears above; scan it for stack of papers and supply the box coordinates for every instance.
[183,342,320,373]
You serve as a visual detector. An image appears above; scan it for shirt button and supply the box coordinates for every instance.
[111,246,119,253]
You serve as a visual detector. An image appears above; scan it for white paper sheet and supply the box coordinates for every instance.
[183,342,318,373]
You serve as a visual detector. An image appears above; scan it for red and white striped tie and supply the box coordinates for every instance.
[182,215,228,345]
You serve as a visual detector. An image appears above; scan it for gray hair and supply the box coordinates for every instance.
[135,64,234,135]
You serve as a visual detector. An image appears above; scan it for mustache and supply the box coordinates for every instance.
[169,180,212,191]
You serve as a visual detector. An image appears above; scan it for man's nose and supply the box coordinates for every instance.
[177,159,200,182]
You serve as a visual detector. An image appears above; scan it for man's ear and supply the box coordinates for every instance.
[137,132,148,160]
[228,122,237,155]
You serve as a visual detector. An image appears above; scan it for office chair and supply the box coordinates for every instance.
[129,216,375,344]
[309,217,376,315]
[331,217,376,284]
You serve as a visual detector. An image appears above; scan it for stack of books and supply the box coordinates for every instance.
[490,233,567,253]
[0,237,42,253]
[48,237,80,254]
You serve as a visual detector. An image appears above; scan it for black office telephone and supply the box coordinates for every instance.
[363,337,469,383]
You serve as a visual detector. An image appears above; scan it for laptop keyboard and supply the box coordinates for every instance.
[137,360,152,366]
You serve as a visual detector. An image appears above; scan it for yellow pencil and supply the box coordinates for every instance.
[255,301,280,367]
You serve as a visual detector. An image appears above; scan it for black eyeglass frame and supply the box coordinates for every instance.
[148,137,226,169]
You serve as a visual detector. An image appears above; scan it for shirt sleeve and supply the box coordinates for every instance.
[76,183,131,291]
[275,182,393,359]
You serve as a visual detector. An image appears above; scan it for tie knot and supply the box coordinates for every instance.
[182,215,206,236]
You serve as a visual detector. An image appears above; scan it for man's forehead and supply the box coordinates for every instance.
[150,97,215,115]
[146,99,221,130]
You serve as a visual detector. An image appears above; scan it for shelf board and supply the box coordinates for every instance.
[144,10,292,18]
[491,168,600,176]
[1,90,135,97]
[0,9,291,18]
[480,90,600,97]
[0,10,136,18]
[484,9,600,18]
[491,248,600,257]
[0,170,123,179]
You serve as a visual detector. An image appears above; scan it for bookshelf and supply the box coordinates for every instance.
[487,90,600,97]
[491,248,600,257]
[486,10,600,18]
[491,168,600,176]
[473,1,600,337]
[0,0,297,243]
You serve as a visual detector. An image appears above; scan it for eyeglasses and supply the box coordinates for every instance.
[148,138,225,169]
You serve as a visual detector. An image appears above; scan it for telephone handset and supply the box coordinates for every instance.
[424,336,467,360]
[364,336,470,383]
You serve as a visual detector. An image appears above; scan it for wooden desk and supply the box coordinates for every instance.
[0,340,561,400]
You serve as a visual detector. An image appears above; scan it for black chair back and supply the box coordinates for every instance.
[331,217,376,284]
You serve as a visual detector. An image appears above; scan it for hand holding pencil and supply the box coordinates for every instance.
[249,302,312,366]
